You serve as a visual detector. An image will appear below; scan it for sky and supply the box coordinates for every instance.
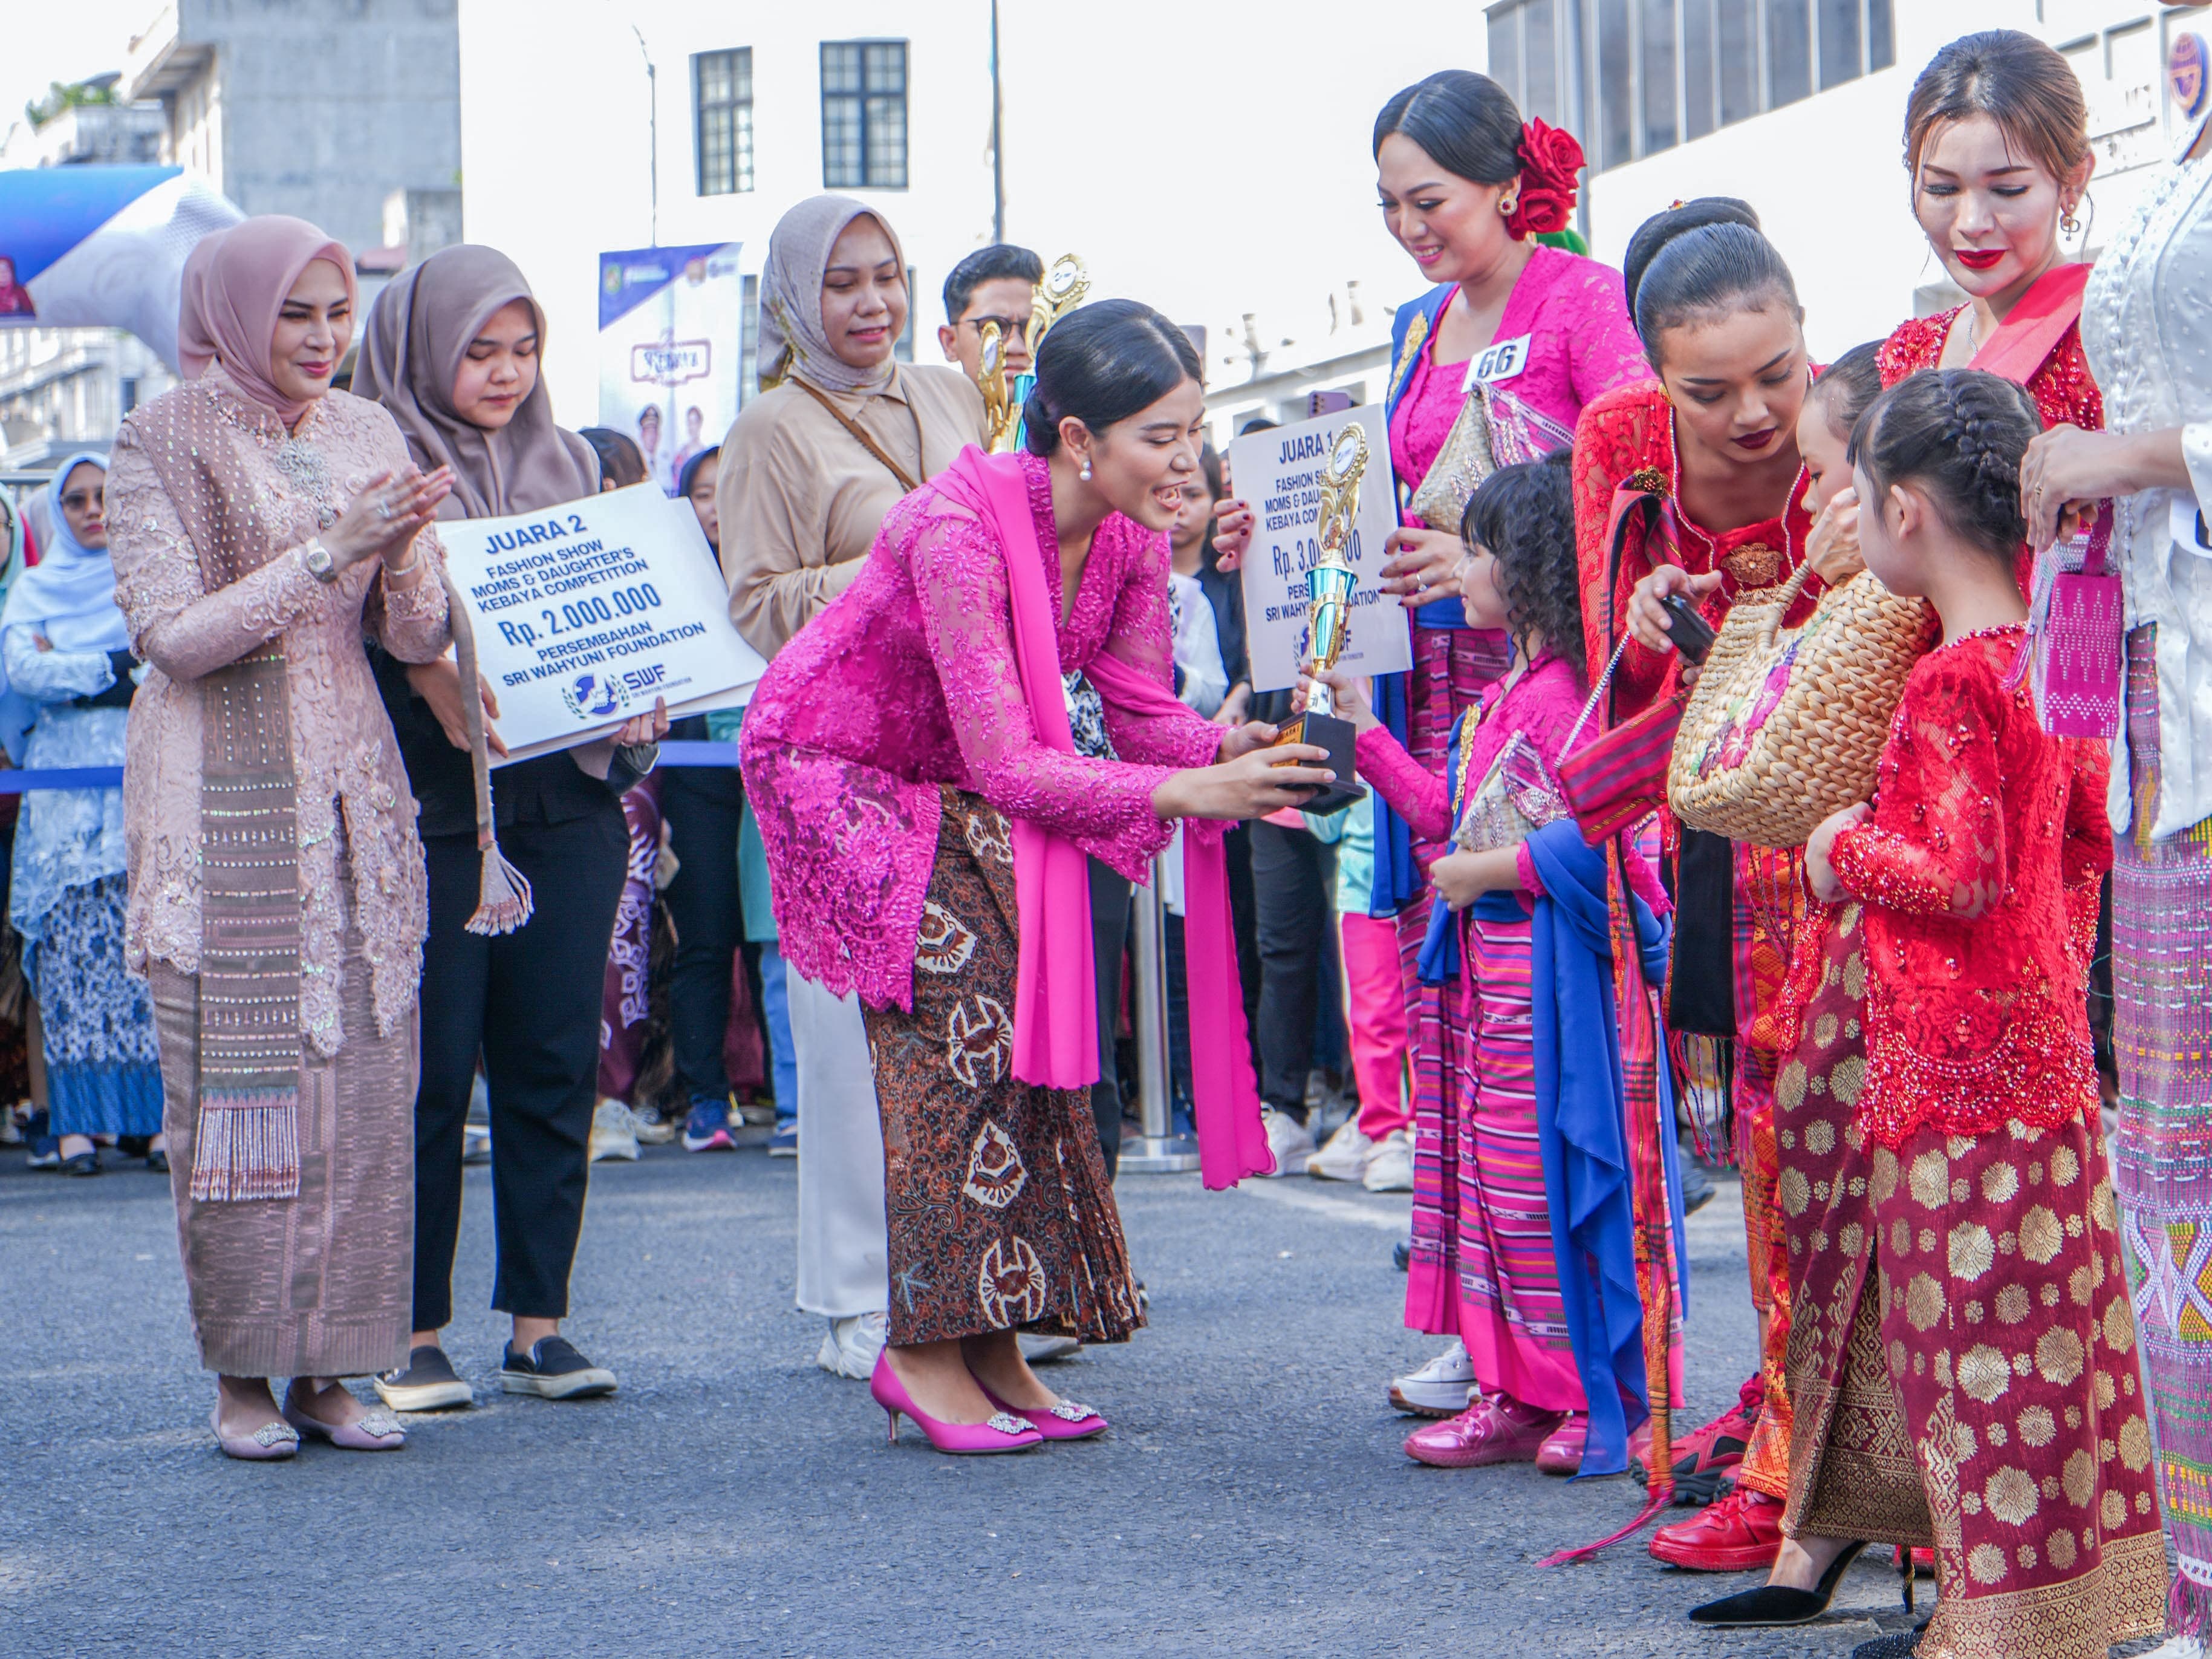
[2,4,157,147]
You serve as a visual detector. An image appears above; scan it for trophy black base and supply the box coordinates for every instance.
[1272,709,1366,816]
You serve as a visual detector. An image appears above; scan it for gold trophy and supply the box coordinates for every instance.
[1272,423,1370,815]
[972,255,1087,452]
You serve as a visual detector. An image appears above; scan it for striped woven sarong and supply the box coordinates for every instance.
[2110,624,2212,1634]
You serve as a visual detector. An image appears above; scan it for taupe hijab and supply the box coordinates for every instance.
[756,194,908,395]
[352,244,596,518]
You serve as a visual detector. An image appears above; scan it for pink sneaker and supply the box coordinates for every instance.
[1403,1391,1564,1468]
[1535,1412,1587,1475]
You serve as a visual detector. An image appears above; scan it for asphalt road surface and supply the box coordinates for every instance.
[0,1142,2061,1657]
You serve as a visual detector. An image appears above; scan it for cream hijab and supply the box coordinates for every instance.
[756,194,908,396]
[351,244,597,518]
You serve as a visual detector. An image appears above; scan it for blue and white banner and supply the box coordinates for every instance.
[0,165,243,368]
[598,243,743,495]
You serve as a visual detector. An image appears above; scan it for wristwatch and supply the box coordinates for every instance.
[302,539,339,584]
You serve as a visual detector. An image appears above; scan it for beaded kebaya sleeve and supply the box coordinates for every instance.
[1829,633,2106,1145]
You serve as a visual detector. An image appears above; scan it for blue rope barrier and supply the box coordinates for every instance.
[0,743,743,794]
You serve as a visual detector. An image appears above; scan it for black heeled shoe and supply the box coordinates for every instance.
[1687,1539,1870,1627]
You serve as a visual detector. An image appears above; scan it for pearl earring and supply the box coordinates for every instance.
[1079,455,1092,481]
[2061,204,2081,234]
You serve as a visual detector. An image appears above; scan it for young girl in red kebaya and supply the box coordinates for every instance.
[1708,368,2162,1655]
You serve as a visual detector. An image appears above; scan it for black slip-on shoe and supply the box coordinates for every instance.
[375,1344,475,1412]
[499,1336,617,1400]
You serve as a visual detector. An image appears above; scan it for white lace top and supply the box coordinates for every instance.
[2079,148,2212,838]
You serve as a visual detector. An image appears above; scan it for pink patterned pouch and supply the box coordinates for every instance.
[2025,504,2123,739]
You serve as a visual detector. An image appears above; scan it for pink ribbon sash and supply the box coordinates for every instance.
[939,446,1270,1188]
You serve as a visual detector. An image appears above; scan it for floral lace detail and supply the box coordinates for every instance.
[742,451,1222,1009]
[1878,310,2105,598]
[109,371,451,1051]
[1830,632,2112,1146]
[1570,381,1818,720]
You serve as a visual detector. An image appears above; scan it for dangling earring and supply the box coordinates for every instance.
[1079,454,1092,482]
[2061,201,2081,235]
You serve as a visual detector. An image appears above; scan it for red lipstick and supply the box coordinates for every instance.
[1955,248,2005,271]
[1732,428,1778,452]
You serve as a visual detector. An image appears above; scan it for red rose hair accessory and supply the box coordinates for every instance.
[1507,118,1586,239]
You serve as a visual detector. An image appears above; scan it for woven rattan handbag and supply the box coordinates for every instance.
[1668,562,1935,849]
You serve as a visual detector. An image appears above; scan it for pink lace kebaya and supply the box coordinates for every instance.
[741,450,1225,1012]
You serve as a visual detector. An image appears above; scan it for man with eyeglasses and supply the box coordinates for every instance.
[937,244,1043,399]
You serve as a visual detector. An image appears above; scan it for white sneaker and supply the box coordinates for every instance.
[1306,1117,1374,1181]
[588,1099,641,1163]
[629,1104,677,1146]
[1259,1106,1316,1178]
[1389,1337,1477,1416]
[817,1311,888,1380]
[2139,1641,2208,1659]
[1362,1128,1414,1192]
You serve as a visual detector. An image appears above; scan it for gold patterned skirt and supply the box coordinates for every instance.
[1778,904,2165,1659]
[859,787,1143,1348]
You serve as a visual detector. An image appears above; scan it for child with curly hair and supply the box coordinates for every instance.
[1311,449,1671,1479]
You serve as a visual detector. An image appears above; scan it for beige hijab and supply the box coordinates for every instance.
[756,194,907,395]
[351,244,597,517]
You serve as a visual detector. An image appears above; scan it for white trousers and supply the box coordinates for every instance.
[789,968,889,1318]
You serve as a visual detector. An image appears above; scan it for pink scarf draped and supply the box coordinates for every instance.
[940,448,1271,1189]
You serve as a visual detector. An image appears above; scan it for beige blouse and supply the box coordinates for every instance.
[108,367,451,1054]
[717,362,986,657]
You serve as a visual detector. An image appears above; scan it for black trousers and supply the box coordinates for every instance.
[412,807,628,1329]
[1088,857,1131,1180]
[1249,818,1336,1117]
[658,752,744,1105]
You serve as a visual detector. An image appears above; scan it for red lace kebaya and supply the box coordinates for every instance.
[1830,625,2112,1147]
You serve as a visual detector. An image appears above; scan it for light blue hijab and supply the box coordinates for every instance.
[0,452,126,760]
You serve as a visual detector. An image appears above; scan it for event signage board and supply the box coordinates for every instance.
[1228,403,1410,694]
[597,241,743,495]
[440,483,766,764]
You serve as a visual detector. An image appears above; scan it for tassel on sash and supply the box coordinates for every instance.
[441,565,534,935]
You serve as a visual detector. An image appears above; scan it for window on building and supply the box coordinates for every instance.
[739,273,760,404]
[821,40,908,190]
[1642,0,1679,154]
[694,48,754,196]
[1490,0,1894,172]
[1767,0,1814,108]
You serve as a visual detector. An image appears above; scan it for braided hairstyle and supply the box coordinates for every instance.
[1847,368,2043,564]
[1460,448,1586,689]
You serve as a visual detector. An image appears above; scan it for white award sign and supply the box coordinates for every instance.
[1228,403,1410,694]
[440,483,766,763]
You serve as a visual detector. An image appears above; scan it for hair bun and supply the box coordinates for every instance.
[1021,384,1057,455]
[1622,197,1762,319]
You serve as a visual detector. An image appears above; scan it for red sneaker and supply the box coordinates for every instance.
[1636,1374,1759,1507]
[1647,1485,1785,1573]
[1403,1392,1563,1468]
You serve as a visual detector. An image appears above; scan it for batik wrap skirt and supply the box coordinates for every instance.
[1778,903,2165,1659]
[2109,623,2212,1631]
[860,787,1142,1348]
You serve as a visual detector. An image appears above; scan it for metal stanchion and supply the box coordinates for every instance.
[1116,853,1200,1173]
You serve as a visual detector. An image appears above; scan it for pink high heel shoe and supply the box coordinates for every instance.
[870,1352,1043,1455]
[978,1383,1108,1441]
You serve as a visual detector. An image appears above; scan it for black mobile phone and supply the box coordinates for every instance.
[1659,592,1716,666]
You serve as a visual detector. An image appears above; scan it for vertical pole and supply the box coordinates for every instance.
[989,0,1006,243]
[1117,854,1200,1174]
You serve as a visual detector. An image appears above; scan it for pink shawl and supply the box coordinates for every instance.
[937,448,1272,1189]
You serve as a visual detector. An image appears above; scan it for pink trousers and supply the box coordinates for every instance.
[1342,911,1410,1141]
